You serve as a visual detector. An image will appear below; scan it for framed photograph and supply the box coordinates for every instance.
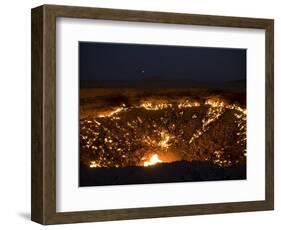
[31,4,274,225]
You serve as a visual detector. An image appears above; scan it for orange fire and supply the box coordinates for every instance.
[143,154,163,167]
[89,161,100,168]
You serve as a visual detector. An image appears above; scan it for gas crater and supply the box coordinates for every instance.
[80,97,246,168]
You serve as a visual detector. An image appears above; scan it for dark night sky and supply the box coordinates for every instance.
[79,42,246,83]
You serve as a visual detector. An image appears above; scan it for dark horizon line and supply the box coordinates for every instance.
[79,40,247,51]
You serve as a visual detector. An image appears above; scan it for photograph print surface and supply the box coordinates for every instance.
[79,42,247,186]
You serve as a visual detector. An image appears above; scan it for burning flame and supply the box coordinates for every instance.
[159,131,172,149]
[89,161,100,168]
[143,154,163,167]
[97,107,126,118]
[140,102,172,110]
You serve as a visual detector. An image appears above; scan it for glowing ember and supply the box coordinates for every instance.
[97,107,126,118]
[189,106,225,144]
[159,131,173,149]
[178,99,200,108]
[140,102,172,110]
[89,161,100,168]
[144,154,163,167]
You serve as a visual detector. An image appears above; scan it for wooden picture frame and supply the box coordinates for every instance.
[31,4,274,225]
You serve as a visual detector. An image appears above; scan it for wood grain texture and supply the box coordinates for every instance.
[31,6,44,224]
[265,20,274,210]
[31,4,274,225]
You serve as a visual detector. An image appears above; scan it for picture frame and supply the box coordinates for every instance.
[31,4,274,225]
